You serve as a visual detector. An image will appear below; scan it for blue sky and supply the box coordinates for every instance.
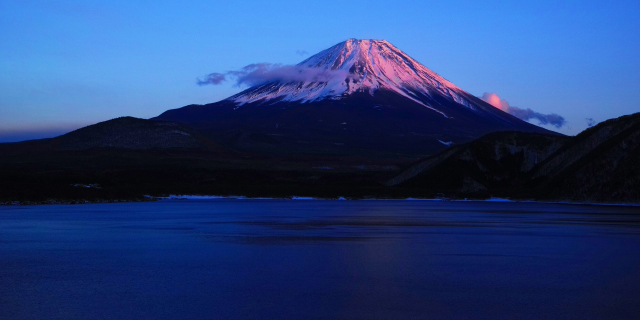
[1,0,639,141]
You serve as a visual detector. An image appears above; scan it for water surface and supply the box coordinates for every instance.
[1,200,640,319]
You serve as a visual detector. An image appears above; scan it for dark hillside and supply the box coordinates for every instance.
[0,117,224,154]
[388,131,569,197]
[391,112,640,202]
[529,112,640,202]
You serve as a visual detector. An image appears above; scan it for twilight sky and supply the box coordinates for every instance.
[1,0,639,142]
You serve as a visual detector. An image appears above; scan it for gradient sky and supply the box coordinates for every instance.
[1,0,639,142]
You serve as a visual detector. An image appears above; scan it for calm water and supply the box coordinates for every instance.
[1,199,640,320]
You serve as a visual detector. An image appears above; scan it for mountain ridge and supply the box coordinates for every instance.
[389,112,640,202]
[0,112,636,204]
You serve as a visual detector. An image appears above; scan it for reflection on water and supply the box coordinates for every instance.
[1,200,640,319]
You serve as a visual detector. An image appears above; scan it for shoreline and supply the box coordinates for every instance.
[2,194,639,207]
[159,194,640,207]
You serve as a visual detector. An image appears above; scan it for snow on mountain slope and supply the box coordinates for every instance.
[229,39,475,117]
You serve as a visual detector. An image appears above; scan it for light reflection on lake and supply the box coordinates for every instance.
[1,200,639,319]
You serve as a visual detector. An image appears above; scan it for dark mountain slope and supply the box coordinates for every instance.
[388,131,569,197]
[390,112,640,202]
[57,116,207,150]
[1,112,637,203]
[157,90,556,157]
[529,112,640,202]
[0,117,224,154]
[0,116,418,203]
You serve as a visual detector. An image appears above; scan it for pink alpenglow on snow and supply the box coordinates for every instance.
[481,92,566,128]
[225,39,480,117]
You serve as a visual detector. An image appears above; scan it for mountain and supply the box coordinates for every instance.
[0,115,415,203]
[56,117,215,150]
[156,39,557,156]
[0,117,223,154]
[389,112,640,202]
[1,113,636,204]
[387,131,569,196]
[528,112,640,202]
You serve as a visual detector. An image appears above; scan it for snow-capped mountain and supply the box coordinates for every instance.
[230,39,470,117]
[156,39,558,156]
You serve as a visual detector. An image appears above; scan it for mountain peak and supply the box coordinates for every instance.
[229,38,468,113]
[298,38,459,90]
[344,38,389,44]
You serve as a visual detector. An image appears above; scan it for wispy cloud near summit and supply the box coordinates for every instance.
[196,73,226,85]
[198,63,350,87]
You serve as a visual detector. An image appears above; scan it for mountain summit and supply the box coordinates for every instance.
[230,38,464,116]
[157,39,558,156]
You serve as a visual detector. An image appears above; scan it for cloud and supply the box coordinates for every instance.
[198,63,351,87]
[481,92,567,128]
[586,118,597,127]
[296,50,309,56]
[197,73,226,86]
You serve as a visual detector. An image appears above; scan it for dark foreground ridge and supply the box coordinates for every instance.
[390,112,640,202]
[0,112,638,204]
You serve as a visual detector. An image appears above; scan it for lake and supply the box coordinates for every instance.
[1,199,640,319]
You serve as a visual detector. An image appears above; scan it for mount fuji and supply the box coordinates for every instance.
[156,39,558,156]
